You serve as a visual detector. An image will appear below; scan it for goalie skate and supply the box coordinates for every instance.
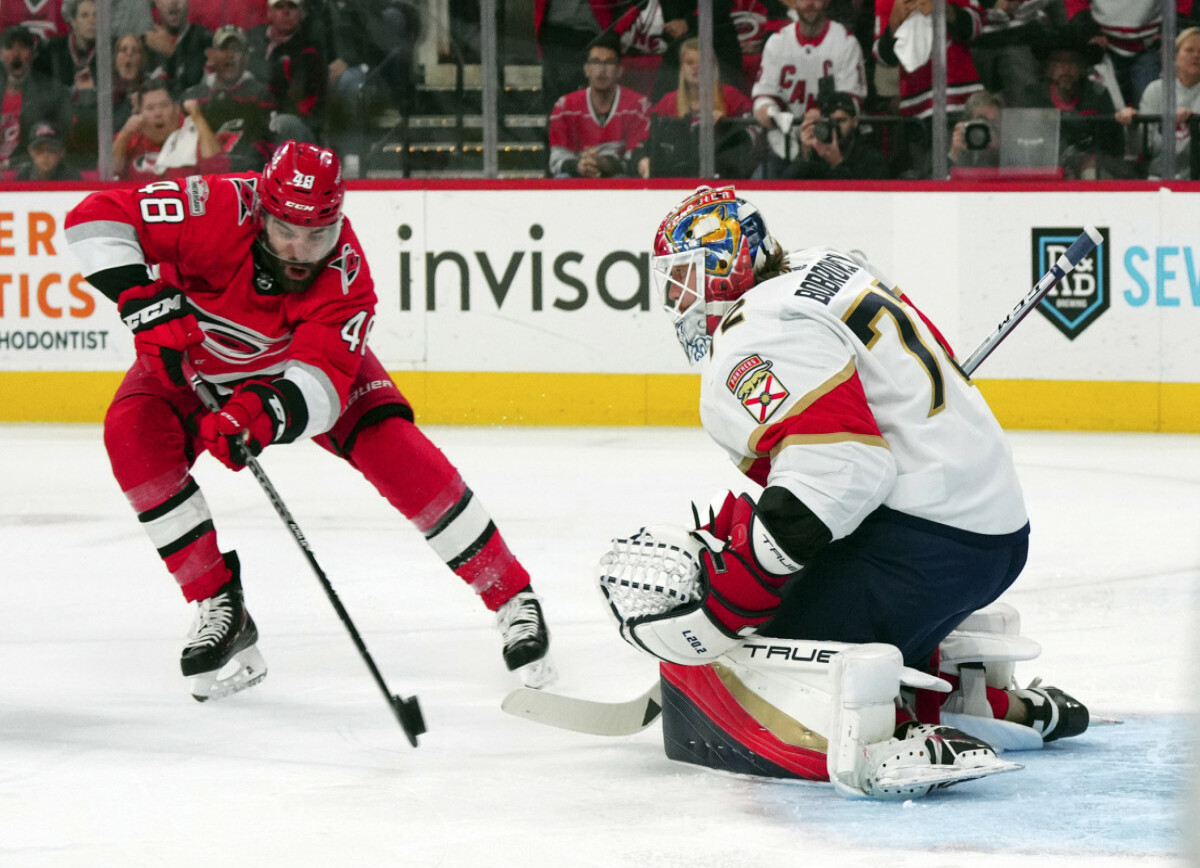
[180,567,267,702]
[497,589,557,688]
[863,723,1021,799]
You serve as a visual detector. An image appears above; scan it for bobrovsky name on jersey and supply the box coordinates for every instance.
[394,223,654,313]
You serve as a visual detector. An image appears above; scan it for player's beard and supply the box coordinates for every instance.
[254,238,328,294]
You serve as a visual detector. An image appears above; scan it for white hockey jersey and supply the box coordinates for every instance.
[751,20,867,158]
[699,247,1027,541]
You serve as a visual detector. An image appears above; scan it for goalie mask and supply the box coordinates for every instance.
[256,140,345,293]
[651,185,781,364]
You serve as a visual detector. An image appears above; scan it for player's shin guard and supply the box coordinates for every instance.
[128,472,234,602]
[936,603,1089,749]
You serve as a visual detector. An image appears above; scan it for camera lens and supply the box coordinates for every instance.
[813,119,833,144]
[964,120,992,151]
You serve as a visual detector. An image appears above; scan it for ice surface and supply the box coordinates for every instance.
[0,424,1196,867]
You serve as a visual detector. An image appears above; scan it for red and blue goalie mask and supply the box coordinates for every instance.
[651,186,780,364]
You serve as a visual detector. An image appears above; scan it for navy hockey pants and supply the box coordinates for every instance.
[759,506,1030,669]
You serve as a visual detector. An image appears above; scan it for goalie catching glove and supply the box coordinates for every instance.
[118,282,204,387]
[199,379,308,470]
[596,492,804,665]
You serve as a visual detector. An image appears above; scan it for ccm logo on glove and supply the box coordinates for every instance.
[117,284,204,387]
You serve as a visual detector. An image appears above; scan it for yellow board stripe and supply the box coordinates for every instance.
[1,371,1199,432]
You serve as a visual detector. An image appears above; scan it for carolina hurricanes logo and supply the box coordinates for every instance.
[227,176,259,226]
[329,242,361,296]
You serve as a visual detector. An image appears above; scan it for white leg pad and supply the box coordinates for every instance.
[942,602,1040,688]
[826,644,908,798]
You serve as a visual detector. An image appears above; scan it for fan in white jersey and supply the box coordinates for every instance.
[750,0,866,174]
[592,185,1090,790]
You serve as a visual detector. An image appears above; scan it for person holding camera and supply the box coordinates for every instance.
[782,89,888,178]
[949,88,1002,167]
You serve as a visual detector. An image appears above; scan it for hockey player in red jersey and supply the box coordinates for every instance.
[595,186,1089,798]
[65,141,555,700]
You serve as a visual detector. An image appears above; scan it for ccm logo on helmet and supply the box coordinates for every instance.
[285,201,316,211]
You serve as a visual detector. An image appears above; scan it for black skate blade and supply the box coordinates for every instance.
[392,694,426,747]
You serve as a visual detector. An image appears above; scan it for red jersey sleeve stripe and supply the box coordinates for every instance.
[748,360,887,458]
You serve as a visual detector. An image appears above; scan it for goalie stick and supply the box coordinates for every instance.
[501,227,1105,737]
[184,361,426,747]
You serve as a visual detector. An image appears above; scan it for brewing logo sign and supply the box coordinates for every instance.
[1032,227,1110,340]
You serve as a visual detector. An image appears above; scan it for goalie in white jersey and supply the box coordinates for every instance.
[595,185,1089,797]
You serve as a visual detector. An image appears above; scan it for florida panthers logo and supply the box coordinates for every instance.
[227,176,259,226]
[329,242,361,295]
[729,355,790,424]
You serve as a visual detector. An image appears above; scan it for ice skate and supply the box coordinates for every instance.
[1013,681,1089,742]
[496,589,557,688]
[181,566,267,702]
[863,722,1022,799]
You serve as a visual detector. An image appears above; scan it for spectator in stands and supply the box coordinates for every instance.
[783,88,889,177]
[648,36,761,177]
[181,25,274,170]
[1139,26,1200,179]
[948,87,1002,168]
[1017,27,1132,179]
[34,0,96,89]
[548,31,651,178]
[874,0,984,177]
[752,0,867,177]
[247,0,325,142]
[15,120,76,178]
[653,0,746,100]
[145,0,212,94]
[0,1,67,46]
[535,0,612,117]
[970,0,1060,106]
[0,26,71,171]
[326,0,420,122]
[112,76,181,176]
[188,0,267,33]
[1065,0,1191,112]
[112,33,150,129]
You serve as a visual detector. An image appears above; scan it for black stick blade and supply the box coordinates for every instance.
[393,695,426,747]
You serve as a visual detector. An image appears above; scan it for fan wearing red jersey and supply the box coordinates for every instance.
[65,141,555,701]
[592,185,1088,796]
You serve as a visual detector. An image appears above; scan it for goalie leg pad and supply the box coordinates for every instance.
[659,662,829,780]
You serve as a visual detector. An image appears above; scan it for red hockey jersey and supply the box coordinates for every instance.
[0,0,67,43]
[874,0,983,118]
[64,173,377,432]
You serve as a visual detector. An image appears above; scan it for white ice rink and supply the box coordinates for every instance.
[1,423,1197,867]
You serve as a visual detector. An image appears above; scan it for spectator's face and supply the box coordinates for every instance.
[115,35,145,79]
[30,141,64,174]
[155,0,188,31]
[584,48,620,93]
[208,40,247,86]
[681,47,700,87]
[1045,51,1084,92]
[140,88,179,138]
[788,0,828,26]
[72,0,97,43]
[829,109,856,143]
[268,1,302,36]
[1178,34,1200,81]
[1,42,35,82]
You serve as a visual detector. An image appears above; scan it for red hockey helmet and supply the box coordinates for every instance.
[256,141,345,293]
[260,139,344,227]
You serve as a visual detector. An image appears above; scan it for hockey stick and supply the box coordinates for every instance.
[501,228,1107,738]
[502,682,663,736]
[960,226,1103,376]
[183,361,426,747]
